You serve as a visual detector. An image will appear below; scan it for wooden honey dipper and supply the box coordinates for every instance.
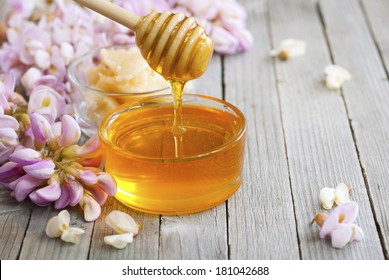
[74,0,214,82]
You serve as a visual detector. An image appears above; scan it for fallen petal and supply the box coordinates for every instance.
[340,202,359,224]
[61,227,85,244]
[319,187,336,210]
[324,64,351,80]
[104,233,134,249]
[330,224,353,249]
[271,39,306,60]
[325,75,343,90]
[45,210,70,238]
[324,64,351,90]
[351,224,364,242]
[319,205,342,238]
[105,210,139,235]
[320,202,359,238]
[334,183,350,206]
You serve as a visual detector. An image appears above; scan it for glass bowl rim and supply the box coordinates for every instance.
[67,44,170,96]
[98,93,247,162]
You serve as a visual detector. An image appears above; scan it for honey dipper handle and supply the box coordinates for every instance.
[73,0,141,30]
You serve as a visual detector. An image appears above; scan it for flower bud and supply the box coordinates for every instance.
[56,115,81,147]
[30,113,53,149]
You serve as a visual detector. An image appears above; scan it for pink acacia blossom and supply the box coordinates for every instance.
[0,73,28,164]
[2,114,117,221]
[314,202,364,249]
[7,0,35,19]
[1,0,103,98]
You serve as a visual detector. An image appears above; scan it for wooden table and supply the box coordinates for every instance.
[1,0,389,260]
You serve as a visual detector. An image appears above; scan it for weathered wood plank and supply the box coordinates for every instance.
[0,188,33,215]
[321,0,389,258]
[194,55,223,98]
[269,0,383,259]
[19,206,93,259]
[224,0,300,259]
[159,206,227,260]
[0,210,30,259]
[159,55,228,260]
[89,198,160,260]
[362,0,389,76]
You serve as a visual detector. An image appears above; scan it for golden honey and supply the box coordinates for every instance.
[99,95,246,215]
[75,0,245,214]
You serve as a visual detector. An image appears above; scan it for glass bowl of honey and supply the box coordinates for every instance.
[99,93,247,215]
[67,45,170,136]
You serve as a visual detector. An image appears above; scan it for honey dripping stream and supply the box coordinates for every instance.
[169,80,186,158]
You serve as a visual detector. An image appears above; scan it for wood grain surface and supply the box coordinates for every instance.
[0,0,388,260]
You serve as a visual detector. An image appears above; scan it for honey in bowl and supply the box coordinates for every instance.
[74,0,246,214]
[99,94,246,214]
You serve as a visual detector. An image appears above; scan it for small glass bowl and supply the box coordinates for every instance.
[67,45,170,136]
[99,93,247,215]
